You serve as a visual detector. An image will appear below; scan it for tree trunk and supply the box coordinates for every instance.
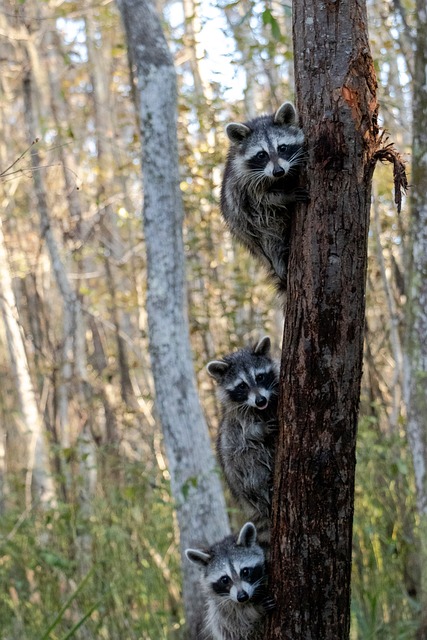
[22,62,96,579]
[0,217,56,507]
[116,0,230,635]
[267,2,382,638]
[404,1,427,636]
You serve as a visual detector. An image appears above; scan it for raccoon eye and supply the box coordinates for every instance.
[278,144,288,153]
[236,382,248,391]
[241,567,252,579]
[219,575,231,586]
[255,373,265,383]
[256,150,268,160]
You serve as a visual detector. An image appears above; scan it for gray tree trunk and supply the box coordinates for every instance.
[116,0,230,635]
[22,64,96,581]
[404,1,427,635]
[0,217,56,507]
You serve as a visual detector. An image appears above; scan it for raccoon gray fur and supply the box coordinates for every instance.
[221,102,308,292]
[207,336,279,545]
[185,522,274,640]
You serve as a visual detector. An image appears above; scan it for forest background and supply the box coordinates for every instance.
[0,0,422,638]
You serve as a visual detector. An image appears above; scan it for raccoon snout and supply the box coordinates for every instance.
[255,395,268,409]
[272,165,285,178]
[237,590,250,603]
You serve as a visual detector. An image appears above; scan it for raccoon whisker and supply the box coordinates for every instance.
[287,150,307,167]
[230,168,266,184]
[286,164,303,177]
[246,177,272,197]
[252,574,268,589]
[216,595,232,606]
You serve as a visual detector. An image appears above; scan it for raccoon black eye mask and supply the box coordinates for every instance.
[221,102,308,293]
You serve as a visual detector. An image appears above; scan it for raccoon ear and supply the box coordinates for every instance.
[253,336,271,357]
[207,360,229,381]
[185,548,211,567]
[274,102,297,126]
[237,522,257,548]
[226,123,251,144]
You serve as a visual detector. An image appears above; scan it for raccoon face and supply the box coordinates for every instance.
[186,522,266,604]
[207,337,279,412]
[209,555,266,603]
[226,102,305,182]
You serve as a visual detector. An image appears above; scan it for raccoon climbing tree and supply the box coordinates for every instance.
[266,1,407,639]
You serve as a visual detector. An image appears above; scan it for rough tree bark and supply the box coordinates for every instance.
[404,1,427,636]
[265,1,404,638]
[116,0,230,635]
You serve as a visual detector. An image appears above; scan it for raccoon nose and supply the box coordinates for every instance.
[255,395,268,409]
[273,165,285,177]
[237,590,249,603]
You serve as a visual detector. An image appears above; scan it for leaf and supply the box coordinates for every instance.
[261,8,273,25]
[261,9,282,40]
[181,476,198,500]
[39,569,93,640]
[40,550,71,570]
[59,598,103,640]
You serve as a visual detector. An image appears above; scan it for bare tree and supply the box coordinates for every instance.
[116,0,230,635]
[23,64,96,580]
[0,216,56,507]
[266,1,406,637]
[404,1,427,636]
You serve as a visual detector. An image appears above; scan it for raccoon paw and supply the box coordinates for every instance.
[262,595,276,612]
[266,422,279,435]
[294,187,310,202]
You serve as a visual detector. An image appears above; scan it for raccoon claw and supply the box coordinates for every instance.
[266,424,278,435]
[294,188,310,202]
[262,595,276,612]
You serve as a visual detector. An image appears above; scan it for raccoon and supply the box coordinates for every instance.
[221,102,308,291]
[185,522,273,640]
[207,336,279,544]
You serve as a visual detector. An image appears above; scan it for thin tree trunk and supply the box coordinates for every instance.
[0,217,56,507]
[372,195,403,429]
[117,0,230,635]
[0,418,5,514]
[266,1,386,637]
[23,70,74,473]
[404,0,427,635]
[22,64,96,581]
[85,10,140,414]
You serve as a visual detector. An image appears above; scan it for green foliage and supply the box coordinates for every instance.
[261,9,282,41]
[0,457,183,639]
[1,420,421,639]
[351,414,420,639]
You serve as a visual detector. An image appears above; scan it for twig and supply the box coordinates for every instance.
[0,139,39,178]
[373,133,409,214]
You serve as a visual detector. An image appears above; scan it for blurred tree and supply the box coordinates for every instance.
[116,0,230,636]
[0,216,55,507]
[404,0,427,636]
